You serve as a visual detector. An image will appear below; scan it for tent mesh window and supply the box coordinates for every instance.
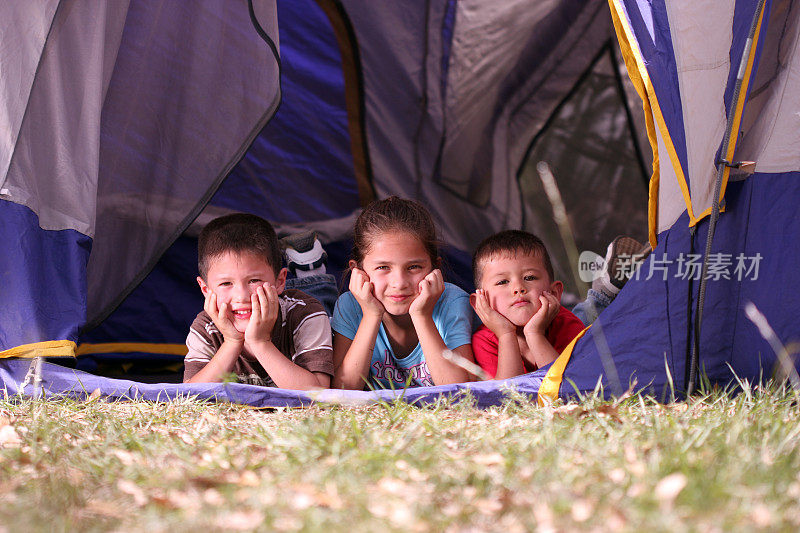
[518,44,649,298]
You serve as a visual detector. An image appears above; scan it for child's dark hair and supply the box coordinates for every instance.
[197,213,282,280]
[352,196,440,267]
[472,230,555,285]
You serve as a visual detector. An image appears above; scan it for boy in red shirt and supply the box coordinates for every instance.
[470,230,585,379]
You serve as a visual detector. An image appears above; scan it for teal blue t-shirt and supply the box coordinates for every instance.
[331,282,473,389]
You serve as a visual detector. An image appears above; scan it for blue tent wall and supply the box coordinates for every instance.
[211,0,361,224]
[559,170,799,399]
[0,201,90,351]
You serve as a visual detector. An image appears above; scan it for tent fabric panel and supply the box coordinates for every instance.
[663,0,733,222]
[554,171,800,400]
[2,0,130,236]
[686,0,768,224]
[721,0,772,135]
[0,200,90,352]
[437,1,614,247]
[86,0,280,326]
[341,1,634,254]
[668,173,798,387]
[439,0,458,102]
[745,14,800,172]
[211,0,360,224]
[558,244,681,399]
[679,180,750,385]
[338,1,474,250]
[609,0,688,241]
[738,0,800,172]
[617,1,690,193]
[0,0,59,185]
[339,1,433,196]
[730,171,800,381]
[0,358,544,409]
[438,0,582,202]
[81,235,201,348]
[654,117,689,234]
[695,1,767,225]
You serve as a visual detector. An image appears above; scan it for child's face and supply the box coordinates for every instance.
[357,231,434,316]
[198,251,287,334]
[478,251,563,327]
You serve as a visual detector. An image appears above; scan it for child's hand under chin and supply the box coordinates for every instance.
[470,288,515,337]
[349,267,386,318]
[523,290,560,338]
[243,283,279,349]
[204,291,244,344]
[409,269,444,318]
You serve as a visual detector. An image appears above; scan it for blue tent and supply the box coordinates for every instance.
[1,0,797,405]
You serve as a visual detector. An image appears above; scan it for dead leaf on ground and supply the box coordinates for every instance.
[216,510,265,531]
[84,499,119,517]
[112,449,136,466]
[608,468,626,484]
[167,489,201,511]
[236,470,260,487]
[117,480,147,507]
[191,475,224,488]
[475,497,503,515]
[149,491,179,510]
[472,452,504,466]
[377,477,407,494]
[316,483,343,510]
[0,425,21,447]
[655,472,687,503]
[532,503,555,532]
[571,499,594,522]
[203,488,225,506]
[595,405,623,422]
[750,503,773,527]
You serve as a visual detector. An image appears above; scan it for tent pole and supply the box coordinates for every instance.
[687,0,766,396]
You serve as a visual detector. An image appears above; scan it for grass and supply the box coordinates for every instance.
[1,386,800,532]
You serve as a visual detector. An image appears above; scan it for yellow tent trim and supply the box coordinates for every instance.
[537,326,591,406]
[609,0,698,247]
[716,3,765,218]
[76,343,188,356]
[0,340,76,359]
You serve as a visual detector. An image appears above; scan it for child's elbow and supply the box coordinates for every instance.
[313,373,332,389]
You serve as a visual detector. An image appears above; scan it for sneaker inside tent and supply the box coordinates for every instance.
[281,230,327,277]
[594,235,651,295]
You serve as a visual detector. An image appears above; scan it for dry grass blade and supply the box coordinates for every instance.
[744,302,800,389]
[537,161,623,397]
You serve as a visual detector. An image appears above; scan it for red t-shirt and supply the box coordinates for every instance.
[472,305,585,378]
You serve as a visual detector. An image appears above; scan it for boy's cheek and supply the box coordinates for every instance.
[487,295,512,319]
[215,295,234,309]
[487,294,504,313]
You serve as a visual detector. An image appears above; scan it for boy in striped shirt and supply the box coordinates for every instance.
[184,214,333,389]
